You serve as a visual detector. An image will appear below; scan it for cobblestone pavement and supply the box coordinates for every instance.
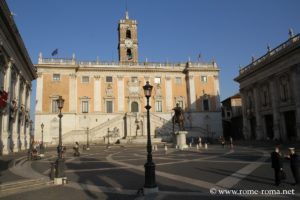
[0,144,299,200]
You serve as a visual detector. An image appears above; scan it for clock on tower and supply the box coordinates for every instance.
[118,11,138,63]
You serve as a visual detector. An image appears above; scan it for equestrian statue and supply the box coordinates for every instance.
[172,103,185,132]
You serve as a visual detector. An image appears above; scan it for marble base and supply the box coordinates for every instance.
[54,177,67,185]
[174,131,188,150]
[143,186,159,195]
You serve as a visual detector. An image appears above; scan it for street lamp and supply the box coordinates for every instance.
[55,96,65,178]
[86,127,90,150]
[40,123,45,154]
[106,128,110,148]
[143,81,158,193]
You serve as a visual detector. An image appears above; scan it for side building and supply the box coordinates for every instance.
[235,31,300,141]
[0,0,37,155]
[34,12,222,145]
[221,93,243,140]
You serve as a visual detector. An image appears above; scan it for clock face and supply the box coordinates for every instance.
[125,39,133,48]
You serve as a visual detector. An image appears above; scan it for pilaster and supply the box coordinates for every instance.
[69,73,77,113]
[36,72,43,112]
[240,91,249,139]
[214,75,221,111]
[20,82,26,150]
[94,75,101,112]
[253,86,263,139]
[117,76,124,112]
[292,65,300,140]
[165,76,173,111]
[25,84,31,145]
[12,73,21,152]
[270,79,280,140]
[2,60,13,154]
[188,75,196,111]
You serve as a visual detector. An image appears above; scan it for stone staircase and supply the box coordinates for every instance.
[89,115,124,139]
[61,113,194,144]
[62,115,124,144]
[0,178,52,194]
[0,156,53,197]
[150,113,173,142]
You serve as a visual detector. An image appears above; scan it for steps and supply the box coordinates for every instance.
[0,178,53,193]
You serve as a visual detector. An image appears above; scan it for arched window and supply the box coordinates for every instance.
[127,49,133,60]
[131,102,139,112]
[126,30,131,39]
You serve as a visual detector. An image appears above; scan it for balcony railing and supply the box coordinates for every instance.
[239,33,300,75]
[38,58,216,69]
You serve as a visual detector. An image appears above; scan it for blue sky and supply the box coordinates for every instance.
[6,0,300,119]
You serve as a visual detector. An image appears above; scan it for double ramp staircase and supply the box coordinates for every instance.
[0,156,52,197]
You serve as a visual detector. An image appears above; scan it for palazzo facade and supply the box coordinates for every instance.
[0,0,36,155]
[235,32,300,141]
[34,12,222,145]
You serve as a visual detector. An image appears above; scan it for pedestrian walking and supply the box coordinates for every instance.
[229,137,233,149]
[73,141,80,157]
[271,146,283,186]
[198,137,202,148]
[220,136,225,148]
[287,148,299,186]
[164,144,168,154]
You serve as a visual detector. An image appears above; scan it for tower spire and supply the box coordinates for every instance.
[125,0,129,19]
[125,10,129,20]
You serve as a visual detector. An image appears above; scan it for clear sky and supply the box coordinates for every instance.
[6,0,300,120]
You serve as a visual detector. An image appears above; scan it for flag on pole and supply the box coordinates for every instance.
[51,49,58,56]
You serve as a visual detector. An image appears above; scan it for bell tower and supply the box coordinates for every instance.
[118,11,138,63]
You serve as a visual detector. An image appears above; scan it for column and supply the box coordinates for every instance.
[188,75,196,111]
[240,91,249,139]
[253,86,263,139]
[94,75,101,112]
[20,82,26,150]
[25,84,31,147]
[2,60,12,154]
[292,65,300,140]
[165,76,173,111]
[36,72,43,112]
[270,79,280,140]
[69,73,77,113]
[12,73,21,152]
[117,76,124,112]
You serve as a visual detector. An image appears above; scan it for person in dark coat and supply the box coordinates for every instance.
[271,146,283,186]
[288,148,299,185]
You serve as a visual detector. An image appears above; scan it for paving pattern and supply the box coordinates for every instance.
[1,144,299,199]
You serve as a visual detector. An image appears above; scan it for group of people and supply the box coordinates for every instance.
[271,146,299,186]
[218,136,233,149]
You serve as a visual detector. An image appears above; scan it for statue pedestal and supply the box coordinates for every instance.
[174,131,188,150]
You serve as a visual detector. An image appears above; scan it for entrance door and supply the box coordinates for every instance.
[284,111,296,140]
[250,117,257,140]
[264,114,274,139]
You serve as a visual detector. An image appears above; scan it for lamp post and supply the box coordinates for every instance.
[106,128,110,149]
[55,96,65,178]
[40,123,45,154]
[143,81,158,193]
[86,127,90,150]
